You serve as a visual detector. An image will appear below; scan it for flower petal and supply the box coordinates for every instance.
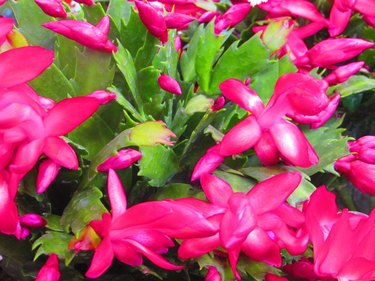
[200,173,233,207]
[85,238,114,278]
[107,169,127,220]
[43,137,78,170]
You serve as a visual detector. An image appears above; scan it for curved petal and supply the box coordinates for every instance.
[85,238,114,278]
[220,115,261,156]
[178,234,221,259]
[0,46,54,88]
[191,144,224,181]
[44,96,100,136]
[126,240,184,270]
[0,172,19,235]
[247,172,302,214]
[112,240,143,267]
[242,228,282,266]
[36,159,61,194]
[200,173,233,207]
[107,169,127,219]
[9,139,44,174]
[270,121,318,167]
[254,131,279,166]
[43,137,78,170]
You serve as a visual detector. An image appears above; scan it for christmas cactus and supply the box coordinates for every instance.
[0,0,374,280]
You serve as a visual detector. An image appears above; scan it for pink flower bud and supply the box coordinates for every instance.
[19,227,31,240]
[215,4,251,34]
[165,13,195,30]
[42,16,117,53]
[198,11,219,24]
[135,0,168,43]
[19,214,47,228]
[35,0,67,18]
[205,266,221,281]
[36,159,61,194]
[324,61,364,85]
[97,149,142,172]
[87,90,116,104]
[211,96,225,111]
[36,254,60,281]
[265,274,288,281]
[158,74,182,95]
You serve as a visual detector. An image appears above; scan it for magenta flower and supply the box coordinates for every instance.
[218,75,323,167]
[179,172,307,279]
[214,4,251,34]
[135,0,168,43]
[35,254,60,281]
[165,13,195,30]
[97,149,142,172]
[35,0,67,18]
[86,169,216,278]
[205,266,222,281]
[304,186,375,280]
[294,38,374,69]
[158,74,182,95]
[324,61,365,85]
[335,136,375,195]
[42,16,117,53]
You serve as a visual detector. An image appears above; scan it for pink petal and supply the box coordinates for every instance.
[242,228,282,266]
[247,172,302,214]
[107,169,127,219]
[219,78,264,116]
[178,234,221,259]
[219,115,262,156]
[112,240,143,266]
[44,96,100,136]
[0,47,54,88]
[158,74,182,95]
[254,131,279,166]
[85,238,114,278]
[191,144,224,181]
[126,240,184,270]
[270,121,318,167]
[43,137,78,170]
[35,0,67,18]
[97,149,142,172]
[9,139,44,174]
[0,17,14,43]
[200,173,233,207]
[0,172,19,235]
[36,159,61,194]
[35,254,60,281]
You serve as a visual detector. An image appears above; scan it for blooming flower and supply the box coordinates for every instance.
[304,186,375,280]
[335,136,375,195]
[35,0,67,18]
[86,169,217,278]
[179,172,307,279]
[42,16,117,53]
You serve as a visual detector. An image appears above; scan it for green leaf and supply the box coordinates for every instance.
[114,43,144,114]
[55,35,81,79]
[33,231,74,261]
[153,30,178,77]
[68,113,115,159]
[154,183,205,200]
[9,0,55,48]
[61,187,107,233]
[72,48,115,96]
[107,0,131,31]
[29,64,76,101]
[196,22,227,93]
[135,32,159,70]
[138,145,179,187]
[119,7,148,57]
[335,75,375,97]
[138,66,165,117]
[262,20,292,52]
[214,170,256,193]
[301,118,351,176]
[81,3,106,24]
[44,214,64,232]
[180,25,204,82]
[209,33,271,94]
[185,95,213,115]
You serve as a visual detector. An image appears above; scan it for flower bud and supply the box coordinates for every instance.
[324,62,364,85]
[158,74,182,95]
[19,214,47,228]
[87,90,116,104]
[36,254,60,281]
[35,0,67,18]
[205,266,221,281]
[97,149,142,172]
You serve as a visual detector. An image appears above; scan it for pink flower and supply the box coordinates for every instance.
[218,75,323,167]
[42,16,117,53]
[97,149,142,172]
[75,0,94,5]
[165,13,195,30]
[158,74,182,95]
[179,172,307,279]
[294,38,374,69]
[35,0,67,18]
[87,90,116,104]
[191,144,224,181]
[304,186,375,280]
[335,136,375,195]
[205,266,222,281]
[324,61,365,85]
[86,169,216,278]
[265,273,288,281]
[35,254,60,281]
[135,0,168,43]
[214,4,251,34]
